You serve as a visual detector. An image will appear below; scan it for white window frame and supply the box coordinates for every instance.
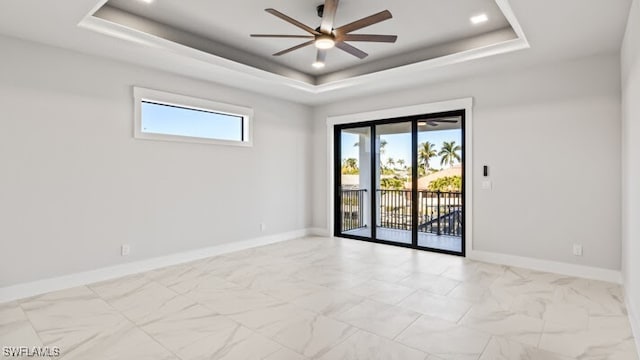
[133,87,253,147]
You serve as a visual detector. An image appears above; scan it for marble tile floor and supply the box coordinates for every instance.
[1,236,637,360]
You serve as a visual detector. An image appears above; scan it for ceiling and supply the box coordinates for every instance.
[97,0,514,83]
[0,0,632,105]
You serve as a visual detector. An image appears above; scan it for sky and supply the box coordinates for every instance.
[141,101,243,141]
[341,129,462,170]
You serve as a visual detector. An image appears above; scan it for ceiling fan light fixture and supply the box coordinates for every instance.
[254,3,396,64]
[315,35,335,49]
[312,61,326,69]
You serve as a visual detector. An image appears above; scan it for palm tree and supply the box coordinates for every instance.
[354,139,387,154]
[341,158,359,174]
[379,139,388,155]
[343,158,358,169]
[395,159,409,183]
[386,157,395,168]
[418,141,438,173]
[439,141,462,167]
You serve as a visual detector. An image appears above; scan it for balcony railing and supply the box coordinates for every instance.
[416,190,463,236]
[341,189,367,231]
[340,189,462,236]
[377,189,412,230]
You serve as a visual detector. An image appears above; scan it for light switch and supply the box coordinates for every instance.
[481,180,492,190]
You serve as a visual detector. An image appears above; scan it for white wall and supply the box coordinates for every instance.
[0,30,627,290]
[621,0,640,344]
[0,35,313,287]
[312,53,622,270]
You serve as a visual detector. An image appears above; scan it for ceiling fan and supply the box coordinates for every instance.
[419,118,460,127]
[250,0,397,68]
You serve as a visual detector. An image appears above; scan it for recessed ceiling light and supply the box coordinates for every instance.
[139,0,154,3]
[315,35,335,50]
[470,14,488,25]
[418,121,428,126]
[312,61,325,69]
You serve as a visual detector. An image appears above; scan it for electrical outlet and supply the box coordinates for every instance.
[121,244,131,256]
[260,223,266,232]
[573,244,583,256]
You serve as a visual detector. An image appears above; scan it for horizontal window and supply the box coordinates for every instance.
[133,87,253,146]
[141,101,244,141]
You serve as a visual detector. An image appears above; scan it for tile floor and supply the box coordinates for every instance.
[1,236,637,360]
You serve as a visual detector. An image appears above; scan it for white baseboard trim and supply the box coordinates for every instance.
[319,228,621,283]
[625,291,640,357]
[468,250,622,284]
[308,227,330,237]
[0,228,313,303]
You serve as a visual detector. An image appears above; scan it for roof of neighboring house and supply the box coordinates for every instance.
[407,165,462,190]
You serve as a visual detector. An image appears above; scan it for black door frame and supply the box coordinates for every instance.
[334,109,466,257]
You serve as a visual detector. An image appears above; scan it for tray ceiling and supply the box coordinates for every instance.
[91,0,519,85]
[1,0,632,104]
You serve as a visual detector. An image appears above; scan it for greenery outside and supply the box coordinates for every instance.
[342,140,462,191]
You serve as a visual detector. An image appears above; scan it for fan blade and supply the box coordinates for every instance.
[251,34,315,39]
[316,49,327,63]
[427,119,459,123]
[341,34,397,43]
[273,40,315,56]
[336,42,368,59]
[336,10,392,35]
[320,0,340,33]
[425,119,459,126]
[265,8,320,35]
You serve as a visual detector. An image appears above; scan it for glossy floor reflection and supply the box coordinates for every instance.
[1,237,637,360]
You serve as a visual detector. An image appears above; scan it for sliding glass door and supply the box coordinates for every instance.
[375,121,414,245]
[335,111,465,256]
[416,118,464,252]
[336,126,372,238]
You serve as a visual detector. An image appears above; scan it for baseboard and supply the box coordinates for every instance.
[0,228,313,303]
[468,250,622,284]
[308,227,330,237]
[321,229,621,283]
[625,291,640,356]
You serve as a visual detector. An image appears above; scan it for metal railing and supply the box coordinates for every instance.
[341,189,367,231]
[341,189,462,236]
[417,190,463,236]
[377,189,413,230]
